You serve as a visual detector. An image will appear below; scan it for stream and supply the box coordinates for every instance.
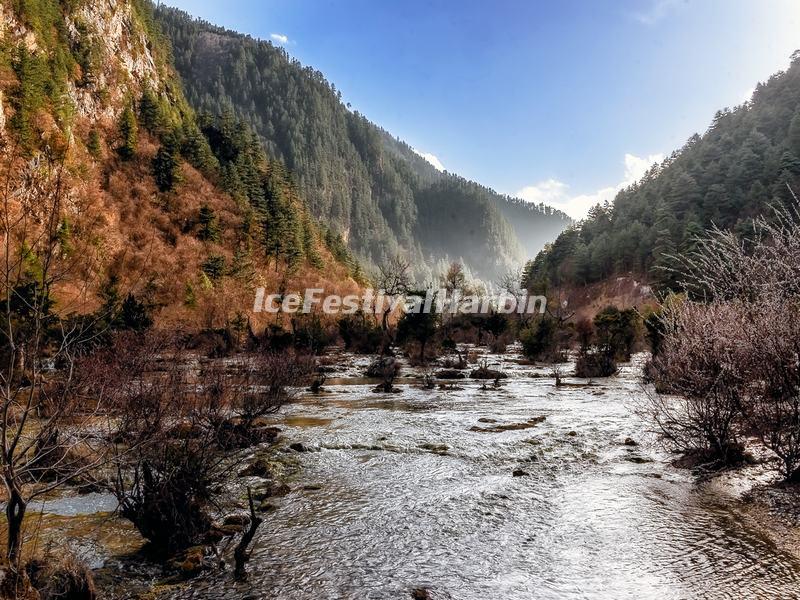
[149,350,800,599]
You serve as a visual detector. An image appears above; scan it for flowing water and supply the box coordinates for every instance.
[155,350,800,600]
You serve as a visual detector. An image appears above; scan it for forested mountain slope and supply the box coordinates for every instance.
[0,0,357,329]
[155,6,571,280]
[525,52,800,291]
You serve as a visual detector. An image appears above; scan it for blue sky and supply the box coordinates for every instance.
[164,0,800,218]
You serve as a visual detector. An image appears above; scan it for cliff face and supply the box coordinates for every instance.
[2,0,163,127]
[65,0,161,121]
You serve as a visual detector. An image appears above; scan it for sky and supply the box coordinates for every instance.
[163,0,800,219]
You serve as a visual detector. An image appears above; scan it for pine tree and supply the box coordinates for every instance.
[152,134,182,192]
[302,214,324,269]
[197,205,220,242]
[87,129,102,158]
[139,86,165,134]
[201,255,226,281]
[120,293,153,332]
[181,123,219,174]
[118,103,139,160]
[789,109,800,153]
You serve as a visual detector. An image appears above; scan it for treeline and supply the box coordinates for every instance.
[153,5,571,279]
[526,51,800,290]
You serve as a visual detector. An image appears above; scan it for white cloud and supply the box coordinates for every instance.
[270,33,289,44]
[413,149,445,172]
[622,152,663,185]
[515,152,663,220]
[633,0,681,25]
[515,179,568,205]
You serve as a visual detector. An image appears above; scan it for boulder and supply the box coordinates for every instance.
[238,458,272,478]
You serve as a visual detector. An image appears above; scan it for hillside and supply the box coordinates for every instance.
[154,6,571,280]
[526,52,800,291]
[0,0,359,330]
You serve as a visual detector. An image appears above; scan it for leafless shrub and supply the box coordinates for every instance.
[647,193,800,476]
[199,352,313,448]
[367,357,401,392]
[645,301,749,464]
[96,335,313,554]
[674,193,800,302]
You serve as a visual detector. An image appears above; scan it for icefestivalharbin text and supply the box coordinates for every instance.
[252,288,547,315]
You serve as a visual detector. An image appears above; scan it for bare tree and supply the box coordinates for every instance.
[233,487,262,580]
[202,352,313,448]
[374,256,411,354]
[0,149,109,589]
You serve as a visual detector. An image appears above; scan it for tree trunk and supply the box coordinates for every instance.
[6,487,27,570]
[234,488,263,580]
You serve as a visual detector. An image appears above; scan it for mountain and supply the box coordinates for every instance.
[154,6,571,280]
[525,52,800,291]
[0,0,358,329]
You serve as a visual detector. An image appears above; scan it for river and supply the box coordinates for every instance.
[151,349,800,599]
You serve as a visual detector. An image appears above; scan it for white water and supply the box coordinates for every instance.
[166,351,800,599]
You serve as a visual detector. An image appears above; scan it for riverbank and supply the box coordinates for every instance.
[742,481,800,563]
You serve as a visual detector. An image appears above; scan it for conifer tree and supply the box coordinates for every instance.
[197,205,220,242]
[152,134,182,192]
[118,103,139,160]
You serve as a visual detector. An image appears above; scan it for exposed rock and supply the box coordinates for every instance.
[419,443,449,454]
[223,514,251,527]
[470,416,546,433]
[512,469,529,477]
[438,383,464,391]
[170,545,209,577]
[625,455,653,464]
[624,437,638,447]
[289,442,309,452]
[238,458,273,478]
[217,420,281,450]
[252,482,291,500]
